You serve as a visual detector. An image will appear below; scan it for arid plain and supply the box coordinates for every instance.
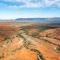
[0,22,60,60]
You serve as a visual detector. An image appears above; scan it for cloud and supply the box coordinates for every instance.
[44,0,60,7]
[0,0,60,8]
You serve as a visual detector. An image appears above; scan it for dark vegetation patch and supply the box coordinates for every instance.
[19,25,55,31]
[56,45,60,52]
[30,32,40,38]
[4,36,12,43]
[0,53,4,59]
[19,25,57,37]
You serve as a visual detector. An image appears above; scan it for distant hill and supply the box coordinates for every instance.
[0,18,60,24]
[16,18,48,22]
[16,18,60,23]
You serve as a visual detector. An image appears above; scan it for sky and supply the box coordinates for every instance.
[0,0,60,19]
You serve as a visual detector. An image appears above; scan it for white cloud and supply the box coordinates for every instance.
[44,0,60,7]
[1,0,60,8]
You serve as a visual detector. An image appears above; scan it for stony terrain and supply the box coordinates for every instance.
[0,22,60,60]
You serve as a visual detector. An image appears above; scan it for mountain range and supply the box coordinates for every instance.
[16,18,60,23]
[0,18,60,23]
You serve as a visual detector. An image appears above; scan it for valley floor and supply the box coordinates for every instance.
[0,22,60,60]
